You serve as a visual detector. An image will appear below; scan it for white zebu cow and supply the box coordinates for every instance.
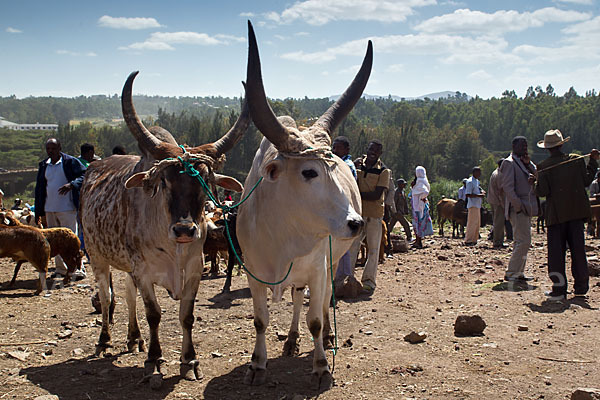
[80,72,249,384]
[238,22,371,389]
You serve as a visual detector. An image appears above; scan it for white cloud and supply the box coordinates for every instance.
[239,12,255,17]
[6,27,22,33]
[469,69,492,80]
[56,50,97,57]
[386,64,404,73]
[215,34,246,43]
[281,33,520,65]
[98,15,162,30]
[338,64,362,75]
[512,16,600,64]
[415,7,590,35]
[119,31,244,51]
[553,0,593,5]
[269,0,437,26]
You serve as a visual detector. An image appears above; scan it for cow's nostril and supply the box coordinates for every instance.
[173,224,196,237]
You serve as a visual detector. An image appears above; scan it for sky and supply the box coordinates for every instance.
[2,0,599,100]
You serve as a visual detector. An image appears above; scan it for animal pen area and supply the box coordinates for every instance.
[0,226,598,400]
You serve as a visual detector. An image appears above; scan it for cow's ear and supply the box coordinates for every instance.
[262,159,283,182]
[125,172,146,189]
[214,174,243,193]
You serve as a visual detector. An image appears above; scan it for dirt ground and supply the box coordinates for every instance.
[0,227,599,400]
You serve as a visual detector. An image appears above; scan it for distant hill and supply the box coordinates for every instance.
[330,91,471,102]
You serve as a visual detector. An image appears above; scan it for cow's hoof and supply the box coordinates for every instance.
[144,358,166,376]
[323,334,335,350]
[94,343,112,357]
[180,360,203,381]
[243,366,266,385]
[282,338,299,356]
[312,370,333,391]
[126,338,145,353]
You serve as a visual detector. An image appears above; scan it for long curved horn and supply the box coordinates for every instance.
[314,41,373,134]
[245,21,289,149]
[210,94,250,157]
[122,71,180,158]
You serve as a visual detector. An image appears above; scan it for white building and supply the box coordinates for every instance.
[0,116,58,131]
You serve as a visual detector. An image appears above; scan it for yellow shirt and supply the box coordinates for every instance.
[357,158,390,219]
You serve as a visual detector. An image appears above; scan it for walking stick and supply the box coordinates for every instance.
[536,153,590,174]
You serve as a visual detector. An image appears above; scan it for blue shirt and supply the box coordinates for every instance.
[341,154,357,179]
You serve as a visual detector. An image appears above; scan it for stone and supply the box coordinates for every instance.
[437,255,449,261]
[474,280,483,284]
[72,348,84,357]
[571,388,600,400]
[454,315,486,336]
[57,329,73,339]
[34,396,59,400]
[7,350,29,362]
[276,331,287,341]
[404,331,427,344]
[211,351,223,358]
[517,325,529,331]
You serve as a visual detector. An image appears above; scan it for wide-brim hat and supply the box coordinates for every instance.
[537,129,570,149]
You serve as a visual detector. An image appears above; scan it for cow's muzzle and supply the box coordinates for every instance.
[347,217,364,236]
[172,222,197,243]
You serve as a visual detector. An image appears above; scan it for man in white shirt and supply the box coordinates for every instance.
[465,167,485,245]
[35,138,87,280]
[457,179,467,202]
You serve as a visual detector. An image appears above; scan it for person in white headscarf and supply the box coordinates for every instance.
[411,166,433,248]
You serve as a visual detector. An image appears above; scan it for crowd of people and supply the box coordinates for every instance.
[329,130,599,302]
[1,129,598,302]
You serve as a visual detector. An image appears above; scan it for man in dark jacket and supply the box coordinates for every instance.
[534,129,599,300]
[35,138,87,279]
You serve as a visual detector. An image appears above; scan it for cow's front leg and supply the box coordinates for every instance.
[179,260,202,381]
[307,265,332,391]
[124,274,145,353]
[139,280,165,388]
[283,286,303,356]
[244,276,268,385]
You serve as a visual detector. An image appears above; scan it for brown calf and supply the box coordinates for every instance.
[0,224,51,294]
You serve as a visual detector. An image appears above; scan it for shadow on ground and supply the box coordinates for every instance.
[203,353,332,400]
[492,282,538,292]
[525,296,597,313]
[21,355,184,400]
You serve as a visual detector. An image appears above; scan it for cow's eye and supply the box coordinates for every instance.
[302,169,318,179]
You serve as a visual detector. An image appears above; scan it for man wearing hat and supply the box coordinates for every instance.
[499,136,538,282]
[534,129,599,300]
[388,178,412,243]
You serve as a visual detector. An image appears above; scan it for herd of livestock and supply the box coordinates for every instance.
[0,22,372,390]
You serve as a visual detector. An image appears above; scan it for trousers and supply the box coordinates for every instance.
[547,219,589,295]
[505,210,531,278]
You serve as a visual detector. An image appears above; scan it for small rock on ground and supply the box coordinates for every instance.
[572,388,600,400]
[454,315,486,336]
[404,331,427,344]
